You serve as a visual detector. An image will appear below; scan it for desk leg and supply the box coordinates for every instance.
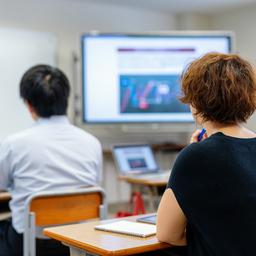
[70,246,98,256]
[131,184,164,212]
[146,186,161,211]
[130,184,160,213]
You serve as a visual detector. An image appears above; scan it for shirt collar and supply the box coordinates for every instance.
[36,115,70,125]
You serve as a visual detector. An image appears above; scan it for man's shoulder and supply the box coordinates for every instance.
[70,125,100,145]
[2,124,101,150]
[2,127,36,145]
[0,128,36,154]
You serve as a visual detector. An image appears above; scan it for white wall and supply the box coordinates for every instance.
[209,5,256,63]
[208,5,256,130]
[0,0,176,121]
[176,13,211,30]
[0,29,57,139]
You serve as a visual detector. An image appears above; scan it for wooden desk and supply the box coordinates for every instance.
[44,215,171,256]
[0,211,11,221]
[0,191,11,202]
[0,191,11,221]
[118,175,168,187]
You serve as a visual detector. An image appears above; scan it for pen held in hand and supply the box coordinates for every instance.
[197,128,206,142]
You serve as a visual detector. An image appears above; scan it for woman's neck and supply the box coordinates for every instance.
[202,122,256,139]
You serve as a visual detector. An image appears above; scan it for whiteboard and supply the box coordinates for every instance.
[0,28,57,140]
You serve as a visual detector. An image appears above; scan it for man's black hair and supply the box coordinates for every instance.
[20,64,70,117]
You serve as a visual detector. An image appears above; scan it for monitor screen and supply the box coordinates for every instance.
[81,33,233,123]
[112,145,158,174]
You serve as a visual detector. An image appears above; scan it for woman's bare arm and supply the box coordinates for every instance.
[156,188,187,246]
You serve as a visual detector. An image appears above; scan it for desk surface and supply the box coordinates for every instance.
[44,215,171,256]
[118,175,169,187]
[0,191,11,202]
[0,191,11,221]
[0,212,11,221]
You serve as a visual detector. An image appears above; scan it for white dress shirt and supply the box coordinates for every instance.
[0,116,102,233]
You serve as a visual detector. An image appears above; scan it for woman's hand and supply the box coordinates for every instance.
[190,129,208,143]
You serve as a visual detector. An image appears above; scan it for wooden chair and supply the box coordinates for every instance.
[23,187,107,256]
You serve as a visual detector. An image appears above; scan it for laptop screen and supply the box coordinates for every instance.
[112,145,159,175]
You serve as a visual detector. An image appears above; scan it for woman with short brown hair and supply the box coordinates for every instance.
[157,53,256,256]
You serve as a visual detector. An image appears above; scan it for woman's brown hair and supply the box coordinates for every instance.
[180,52,256,124]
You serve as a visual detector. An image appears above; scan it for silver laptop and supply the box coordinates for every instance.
[112,144,171,179]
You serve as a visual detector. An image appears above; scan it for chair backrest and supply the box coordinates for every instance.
[23,186,107,256]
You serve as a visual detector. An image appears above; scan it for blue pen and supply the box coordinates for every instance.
[197,128,206,142]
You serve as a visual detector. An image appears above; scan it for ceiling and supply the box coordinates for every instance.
[86,0,256,14]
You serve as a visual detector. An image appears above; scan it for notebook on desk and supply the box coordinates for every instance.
[112,144,171,179]
[95,220,156,238]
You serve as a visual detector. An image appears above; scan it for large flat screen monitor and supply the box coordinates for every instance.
[81,32,233,123]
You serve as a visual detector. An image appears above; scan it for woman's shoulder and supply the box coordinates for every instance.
[173,143,204,172]
[175,134,225,166]
[178,141,206,160]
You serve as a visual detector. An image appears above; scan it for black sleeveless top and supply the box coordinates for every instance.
[168,132,256,256]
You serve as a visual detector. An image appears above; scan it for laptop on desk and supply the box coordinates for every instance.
[112,144,171,180]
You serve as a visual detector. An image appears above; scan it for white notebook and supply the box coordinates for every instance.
[94,220,156,238]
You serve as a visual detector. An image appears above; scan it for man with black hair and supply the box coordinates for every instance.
[0,65,102,256]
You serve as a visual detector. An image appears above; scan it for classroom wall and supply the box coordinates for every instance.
[175,7,256,65]
[0,0,176,121]
[208,5,256,131]
[0,29,57,140]
[209,5,256,64]
[175,7,256,131]
[175,13,211,30]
